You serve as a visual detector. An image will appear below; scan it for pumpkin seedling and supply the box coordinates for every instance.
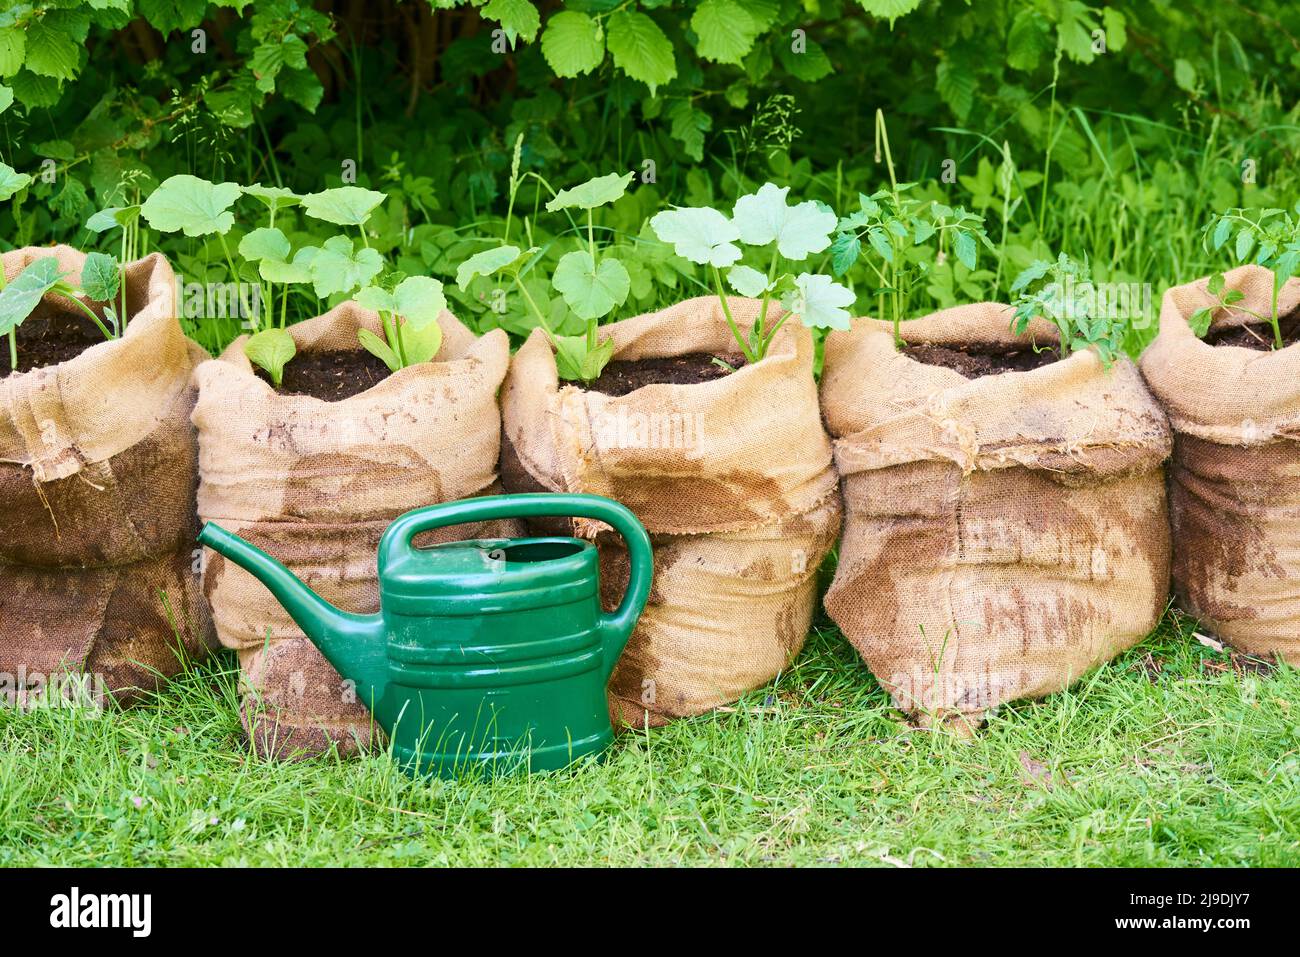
[0,256,119,372]
[354,276,446,372]
[1009,253,1123,367]
[650,182,852,362]
[0,159,34,367]
[543,171,635,381]
[1202,204,1300,348]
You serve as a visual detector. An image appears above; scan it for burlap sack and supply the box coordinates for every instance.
[194,304,513,758]
[1140,265,1300,662]
[0,246,212,702]
[501,296,841,727]
[821,306,1172,729]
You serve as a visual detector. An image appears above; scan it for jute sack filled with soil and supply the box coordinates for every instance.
[1140,265,1300,662]
[0,246,212,702]
[501,296,841,727]
[194,304,513,758]
[821,306,1172,730]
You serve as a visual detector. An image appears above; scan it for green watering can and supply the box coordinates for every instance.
[197,493,653,778]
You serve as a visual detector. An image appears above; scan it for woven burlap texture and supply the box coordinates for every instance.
[194,304,513,758]
[821,305,1172,729]
[0,246,212,702]
[1140,265,1300,662]
[502,296,841,727]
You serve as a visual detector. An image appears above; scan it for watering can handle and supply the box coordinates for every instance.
[379,493,654,676]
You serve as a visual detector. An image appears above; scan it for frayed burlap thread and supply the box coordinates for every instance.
[0,247,212,703]
[821,306,1172,729]
[194,304,514,759]
[502,296,841,727]
[1140,265,1300,663]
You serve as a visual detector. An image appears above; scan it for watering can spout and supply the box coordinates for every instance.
[198,522,389,710]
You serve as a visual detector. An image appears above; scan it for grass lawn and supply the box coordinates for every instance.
[2,609,1297,867]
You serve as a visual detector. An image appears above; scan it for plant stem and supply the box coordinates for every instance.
[8,329,16,371]
[512,272,556,342]
[68,296,116,341]
[713,266,754,362]
[390,311,408,368]
[754,246,780,355]
[1038,52,1062,237]
[217,233,256,332]
[1270,280,1283,349]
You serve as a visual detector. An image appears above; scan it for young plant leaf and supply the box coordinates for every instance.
[456,245,522,291]
[242,183,303,214]
[238,227,291,263]
[357,327,401,373]
[649,207,742,267]
[309,236,383,297]
[300,186,387,226]
[727,264,772,298]
[392,276,446,328]
[80,252,120,302]
[141,175,242,236]
[397,317,443,365]
[260,247,315,284]
[244,328,297,388]
[553,332,616,382]
[86,205,141,233]
[732,183,836,260]
[552,250,630,320]
[0,258,67,337]
[0,162,32,201]
[355,285,399,314]
[544,171,634,212]
[783,272,855,331]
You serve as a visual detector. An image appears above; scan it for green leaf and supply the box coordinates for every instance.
[260,248,315,285]
[141,175,242,236]
[1010,259,1051,292]
[541,11,605,78]
[80,252,120,303]
[783,272,855,331]
[242,184,303,214]
[1211,217,1231,251]
[552,250,630,320]
[667,100,712,163]
[936,59,976,120]
[1235,229,1255,263]
[606,11,676,95]
[0,161,31,201]
[0,84,12,115]
[24,18,81,81]
[727,264,772,298]
[953,230,977,271]
[856,0,923,24]
[692,0,757,64]
[358,328,400,373]
[85,205,140,233]
[732,183,836,260]
[777,37,833,82]
[245,328,297,388]
[553,333,616,382]
[1174,58,1197,94]
[300,186,387,226]
[401,317,444,366]
[649,206,742,267]
[0,29,25,77]
[393,276,447,328]
[1189,307,1213,338]
[545,171,634,211]
[1007,9,1052,71]
[356,285,398,314]
[238,227,291,264]
[867,226,894,264]
[0,258,67,337]
[456,245,522,291]
[309,236,383,297]
[482,0,541,45]
[829,232,861,277]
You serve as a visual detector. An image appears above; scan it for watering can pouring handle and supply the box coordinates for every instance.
[378,493,654,678]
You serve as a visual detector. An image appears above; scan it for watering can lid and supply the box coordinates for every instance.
[380,536,600,613]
